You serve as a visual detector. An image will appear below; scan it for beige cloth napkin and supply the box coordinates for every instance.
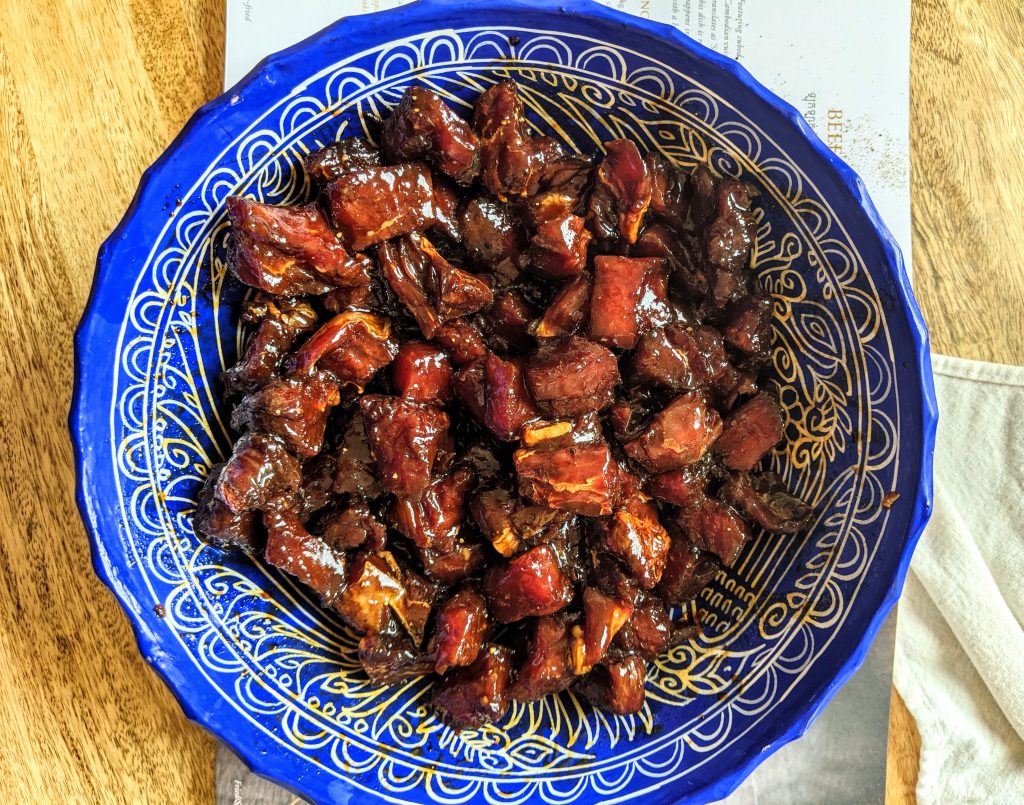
[894,354,1024,803]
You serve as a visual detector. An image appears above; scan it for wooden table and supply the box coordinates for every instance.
[1,1,1020,801]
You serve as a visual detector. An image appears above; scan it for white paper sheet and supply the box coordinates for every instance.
[223,0,910,273]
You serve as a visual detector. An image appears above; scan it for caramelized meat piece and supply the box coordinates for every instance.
[511,616,574,701]
[360,394,450,498]
[624,391,723,472]
[358,632,435,684]
[631,324,728,391]
[473,80,545,199]
[524,336,619,417]
[633,222,708,302]
[231,372,340,457]
[378,233,493,338]
[297,452,338,519]
[520,411,603,449]
[305,138,381,185]
[222,295,318,397]
[332,414,381,498]
[528,213,591,279]
[602,498,671,589]
[646,466,707,507]
[382,86,480,183]
[644,152,689,229]
[434,318,489,365]
[482,290,536,352]
[656,536,719,603]
[705,175,756,272]
[286,311,398,389]
[326,162,434,250]
[419,535,488,585]
[483,353,541,441]
[335,551,406,634]
[430,176,462,241]
[264,508,347,607]
[532,273,591,339]
[431,585,490,674]
[484,545,574,622]
[470,487,570,557]
[722,295,773,356]
[713,392,785,471]
[391,341,453,403]
[396,569,438,646]
[588,140,652,246]
[514,441,620,516]
[316,498,386,552]
[392,469,474,550]
[614,595,672,660]
[570,588,634,674]
[575,653,647,715]
[321,273,388,314]
[226,197,370,295]
[607,397,652,441]
[673,498,750,568]
[589,256,664,349]
[460,196,528,282]
[432,644,512,729]
[452,358,487,421]
[720,471,812,533]
[194,433,301,553]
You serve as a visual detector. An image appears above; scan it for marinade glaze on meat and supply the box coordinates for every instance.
[195,81,811,729]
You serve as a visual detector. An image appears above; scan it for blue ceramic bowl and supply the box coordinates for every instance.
[71,1,937,802]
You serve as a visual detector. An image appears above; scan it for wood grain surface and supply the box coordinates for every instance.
[0,0,1019,802]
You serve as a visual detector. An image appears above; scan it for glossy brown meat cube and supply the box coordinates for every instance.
[264,508,348,607]
[432,644,513,729]
[705,176,756,272]
[589,255,663,349]
[326,162,434,250]
[331,414,382,498]
[520,411,603,449]
[335,551,407,634]
[452,358,487,422]
[358,632,435,684]
[286,311,398,389]
[473,80,544,199]
[482,291,536,353]
[673,498,751,568]
[713,392,785,471]
[483,545,574,623]
[470,487,570,557]
[226,197,370,295]
[632,222,708,302]
[304,138,380,185]
[644,152,689,229]
[381,86,480,184]
[316,498,387,552]
[231,371,340,457]
[623,391,723,472]
[222,295,318,398]
[720,471,812,533]
[722,295,773,356]
[431,585,491,674]
[514,442,620,516]
[656,536,719,604]
[575,653,647,715]
[510,616,574,701]
[570,588,634,674]
[360,394,450,498]
[194,433,302,553]
[614,594,672,660]
[460,196,528,282]
[297,452,339,519]
[528,213,591,279]
[392,469,474,550]
[631,324,729,391]
[532,273,591,339]
[587,140,652,246]
[431,176,462,241]
[646,466,707,507]
[601,497,671,589]
[391,341,453,403]
[395,569,438,647]
[524,336,619,417]
[483,353,541,441]
[434,318,489,366]
[419,535,488,585]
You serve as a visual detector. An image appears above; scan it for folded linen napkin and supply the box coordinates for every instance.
[894,354,1024,803]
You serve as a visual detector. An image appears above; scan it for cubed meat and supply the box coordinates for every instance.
[304,138,380,185]
[720,471,812,533]
[326,162,435,250]
[473,80,545,199]
[460,196,528,281]
[510,616,574,701]
[705,175,756,272]
[432,644,513,729]
[713,392,785,471]
[570,588,634,674]
[644,152,689,229]
[482,291,536,352]
[483,353,541,441]
[672,498,750,568]
[587,139,652,246]
[434,318,489,366]
[589,255,664,349]
[614,594,672,660]
[392,469,474,550]
[575,654,647,715]
[332,414,382,498]
[632,222,708,302]
[297,452,338,520]
[452,358,487,422]
[263,508,348,608]
[360,395,450,498]
[358,632,435,684]
[321,273,388,314]
[194,433,302,553]
[722,295,773,356]
[395,569,438,646]
[419,536,488,585]
[226,197,370,295]
[391,341,453,403]
[315,498,387,552]
[230,372,340,457]
[335,551,407,634]
[222,295,318,397]
[528,213,591,278]
[483,545,574,622]
[381,86,480,184]
[607,397,653,441]
[646,466,707,507]
[430,585,491,674]
[656,536,720,604]
[514,442,621,516]
[470,487,571,557]
[520,411,602,449]
[601,498,671,589]
[524,336,619,417]
[532,273,591,339]
[285,311,398,389]
[431,176,462,241]
[623,391,723,472]
[630,324,729,391]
